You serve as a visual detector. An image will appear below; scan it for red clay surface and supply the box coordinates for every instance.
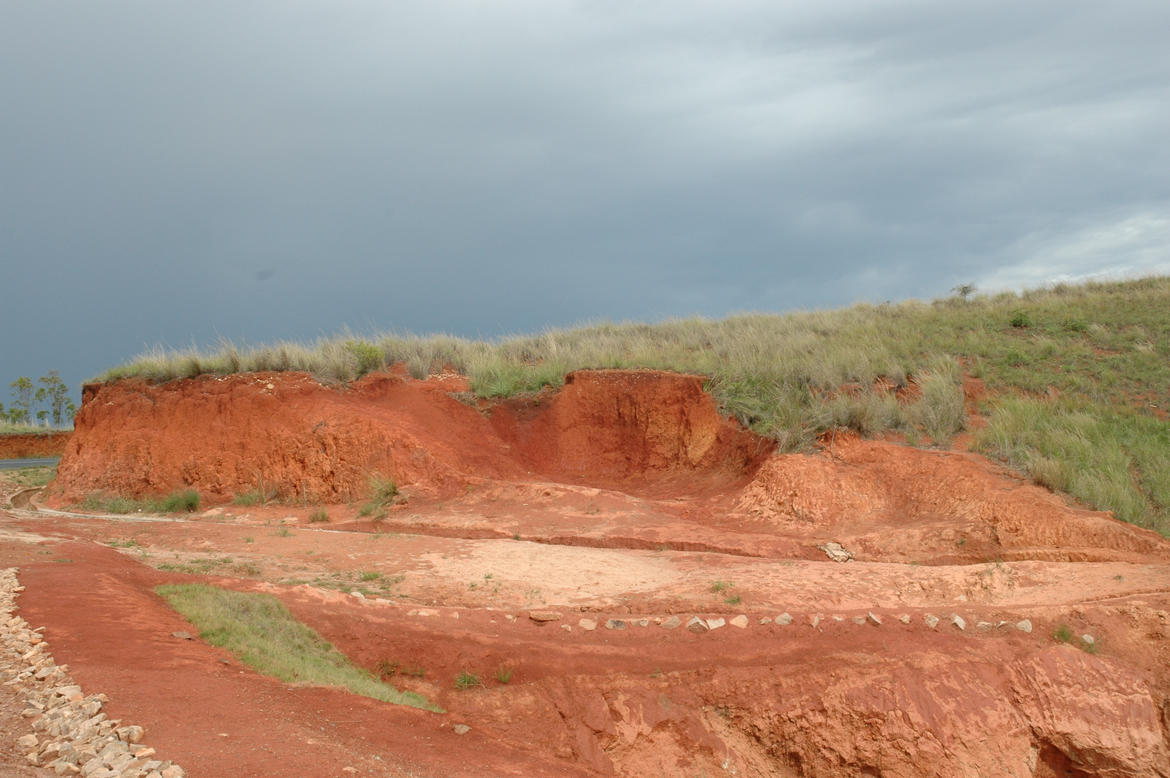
[4,369,1170,776]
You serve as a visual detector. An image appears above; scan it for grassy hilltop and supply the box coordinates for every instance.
[100,276,1170,535]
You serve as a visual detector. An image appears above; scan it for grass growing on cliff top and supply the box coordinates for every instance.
[156,583,439,711]
[97,276,1170,534]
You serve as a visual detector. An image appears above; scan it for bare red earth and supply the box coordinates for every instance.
[5,369,1169,776]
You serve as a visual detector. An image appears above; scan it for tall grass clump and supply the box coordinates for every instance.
[156,584,439,710]
[976,397,1169,534]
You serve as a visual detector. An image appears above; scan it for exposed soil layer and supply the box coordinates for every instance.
[0,431,70,460]
[11,369,1170,776]
[53,370,770,504]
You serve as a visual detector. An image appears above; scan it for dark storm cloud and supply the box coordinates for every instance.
[2,1,1168,399]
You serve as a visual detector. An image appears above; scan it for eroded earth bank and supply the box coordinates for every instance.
[3,369,1169,777]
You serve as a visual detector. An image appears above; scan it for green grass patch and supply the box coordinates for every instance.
[454,671,482,690]
[233,488,275,507]
[81,489,201,515]
[2,466,56,488]
[158,489,200,513]
[156,583,438,711]
[977,398,1170,535]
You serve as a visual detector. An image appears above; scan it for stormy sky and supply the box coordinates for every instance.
[2,1,1168,407]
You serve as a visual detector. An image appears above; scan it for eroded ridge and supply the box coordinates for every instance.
[0,568,186,778]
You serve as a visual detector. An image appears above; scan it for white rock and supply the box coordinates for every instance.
[686,617,709,634]
[1016,619,1033,633]
[776,612,793,625]
[578,618,597,631]
[729,615,749,629]
[706,617,726,631]
[1081,634,1095,646]
[818,542,854,562]
[951,614,967,631]
[924,614,940,629]
[660,616,681,630]
[898,614,911,624]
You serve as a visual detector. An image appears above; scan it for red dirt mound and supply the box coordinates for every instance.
[0,431,70,459]
[52,372,524,503]
[490,370,773,494]
[50,369,772,504]
[738,432,1169,563]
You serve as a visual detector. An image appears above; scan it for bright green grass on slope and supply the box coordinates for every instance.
[157,584,439,711]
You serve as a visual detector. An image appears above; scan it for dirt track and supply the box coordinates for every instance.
[4,370,1170,776]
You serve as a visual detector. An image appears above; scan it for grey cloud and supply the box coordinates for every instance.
[2,1,1168,398]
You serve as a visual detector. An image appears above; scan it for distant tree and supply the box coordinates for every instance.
[951,283,977,301]
[37,371,75,425]
[8,377,33,424]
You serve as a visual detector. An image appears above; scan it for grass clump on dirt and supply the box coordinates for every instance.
[96,276,1170,535]
[156,583,439,711]
[358,474,401,518]
[81,489,200,515]
[454,671,483,690]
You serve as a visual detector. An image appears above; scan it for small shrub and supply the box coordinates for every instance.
[309,509,330,523]
[345,340,384,377]
[275,527,291,537]
[360,571,382,582]
[233,489,273,507]
[709,580,732,593]
[724,595,742,606]
[1054,623,1073,643]
[360,474,400,517]
[495,666,514,684]
[454,671,482,690]
[1009,310,1032,328]
[1062,317,1089,333]
[158,489,200,513]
